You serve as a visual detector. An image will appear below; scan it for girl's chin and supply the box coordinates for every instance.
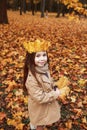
[38,64,45,67]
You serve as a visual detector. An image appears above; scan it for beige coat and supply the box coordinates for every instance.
[25,71,61,126]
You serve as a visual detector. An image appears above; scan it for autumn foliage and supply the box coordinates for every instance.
[57,0,87,16]
[0,11,87,130]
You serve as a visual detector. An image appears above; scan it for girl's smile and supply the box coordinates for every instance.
[35,51,47,67]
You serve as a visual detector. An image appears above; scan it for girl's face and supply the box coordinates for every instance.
[35,51,48,67]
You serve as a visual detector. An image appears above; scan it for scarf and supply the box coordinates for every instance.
[35,63,49,74]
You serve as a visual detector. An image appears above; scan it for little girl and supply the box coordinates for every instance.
[23,39,61,130]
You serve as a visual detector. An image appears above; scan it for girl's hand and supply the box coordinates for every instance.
[53,86,61,100]
[55,88,61,99]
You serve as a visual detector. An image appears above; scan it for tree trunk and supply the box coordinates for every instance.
[49,0,53,12]
[23,0,26,13]
[41,0,45,17]
[0,0,8,24]
[56,1,61,17]
[31,0,35,15]
[20,0,23,15]
[35,4,37,13]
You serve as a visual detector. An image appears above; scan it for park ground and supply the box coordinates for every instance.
[0,11,87,130]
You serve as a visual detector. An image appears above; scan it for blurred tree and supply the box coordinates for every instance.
[49,0,54,12]
[20,0,23,15]
[30,0,41,15]
[23,0,27,13]
[34,0,41,13]
[12,0,19,10]
[0,0,8,24]
[56,0,63,17]
[6,0,87,17]
[19,0,27,15]
[41,0,45,17]
[31,0,35,15]
[55,0,87,17]
[7,0,13,9]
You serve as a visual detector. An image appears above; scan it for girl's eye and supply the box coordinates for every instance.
[36,54,40,57]
[43,53,47,56]
[35,52,47,57]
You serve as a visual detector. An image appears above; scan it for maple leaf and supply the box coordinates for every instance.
[78,79,87,87]
[7,118,24,129]
[54,76,70,100]
[82,116,87,124]
[65,119,72,129]
[15,89,23,96]
[55,76,69,89]
[70,95,76,103]
[7,101,13,108]
[0,112,6,122]
[73,108,83,117]
[23,96,28,104]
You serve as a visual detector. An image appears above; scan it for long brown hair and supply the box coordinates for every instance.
[23,51,49,93]
[23,52,36,93]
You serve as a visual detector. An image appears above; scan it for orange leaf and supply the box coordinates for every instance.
[0,112,6,121]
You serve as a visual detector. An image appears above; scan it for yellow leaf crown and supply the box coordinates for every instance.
[23,39,51,53]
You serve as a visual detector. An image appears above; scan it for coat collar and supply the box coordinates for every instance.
[28,70,52,84]
[40,71,51,84]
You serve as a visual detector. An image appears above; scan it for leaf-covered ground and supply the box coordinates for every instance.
[0,11,87,130]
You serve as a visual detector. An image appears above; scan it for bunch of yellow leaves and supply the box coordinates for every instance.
[23,39,50,53]
[55,76,70,100]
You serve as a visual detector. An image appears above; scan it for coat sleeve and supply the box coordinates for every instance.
[25,76,59,104]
